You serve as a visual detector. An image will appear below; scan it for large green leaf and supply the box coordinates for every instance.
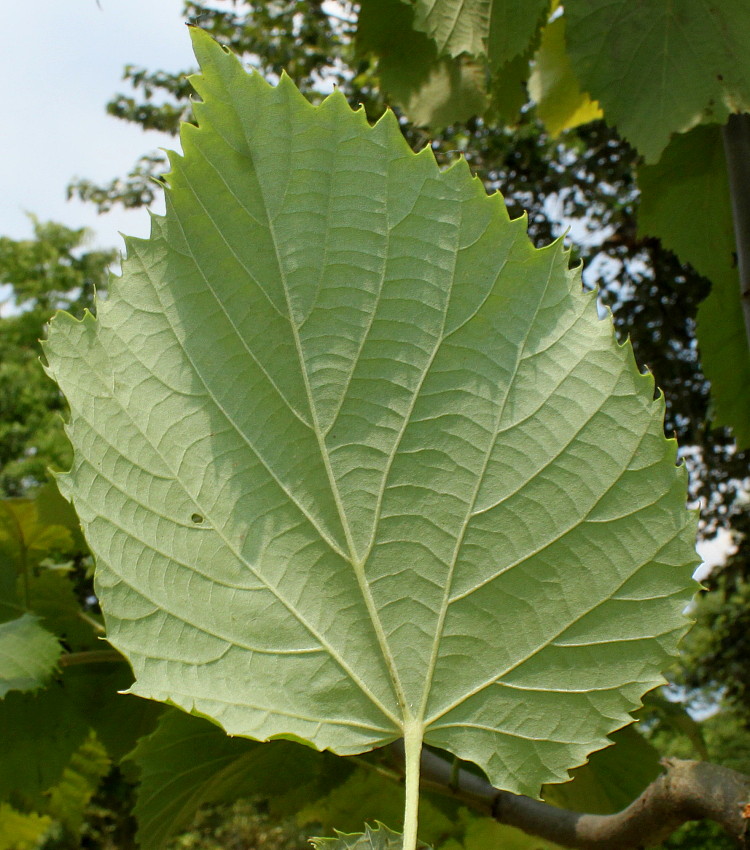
[638,125,750,448]
[565,0,750,162]
[45,27,696,816]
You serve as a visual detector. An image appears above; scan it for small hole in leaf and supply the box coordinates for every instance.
[191,513,204,524]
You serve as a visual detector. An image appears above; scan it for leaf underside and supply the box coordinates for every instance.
[45,29,697,798]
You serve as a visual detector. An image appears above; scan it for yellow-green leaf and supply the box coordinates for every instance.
[529,17,602,137]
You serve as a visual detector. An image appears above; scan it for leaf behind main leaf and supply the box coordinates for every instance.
[0,614,61,698]
[45,28,697,799]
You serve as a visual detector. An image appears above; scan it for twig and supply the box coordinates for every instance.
[59,649,125,667]
[388,743,750,848]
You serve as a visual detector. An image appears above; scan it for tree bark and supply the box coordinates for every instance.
[388,744,750,848]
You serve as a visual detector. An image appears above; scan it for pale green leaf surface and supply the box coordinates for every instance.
[638,125,750,448]
[358,0,488,128]
[565,0,750,162]
[0,613,61,698]
[129,709,326,850]
[45,30,697,797]
[528,17,602,137]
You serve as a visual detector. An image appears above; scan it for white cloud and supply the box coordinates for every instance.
[694,527,737,582]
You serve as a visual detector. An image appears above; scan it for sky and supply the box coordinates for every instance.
[1,0,733,573]
[2,0,194,250]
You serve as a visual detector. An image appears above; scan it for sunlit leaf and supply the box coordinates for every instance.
[0,803,52,850]
[528,17,602,137]
[45,28,697,814]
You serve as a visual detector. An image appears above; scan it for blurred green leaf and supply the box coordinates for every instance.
[0,676,89,806]
[128,709,330,850]
[542,725,661,814]
[298,769,452,845]
[0,803,52,850]
[358,0,488,126]
[638,125,750,449]
[44,732,110,834]
[0,613,61,698]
